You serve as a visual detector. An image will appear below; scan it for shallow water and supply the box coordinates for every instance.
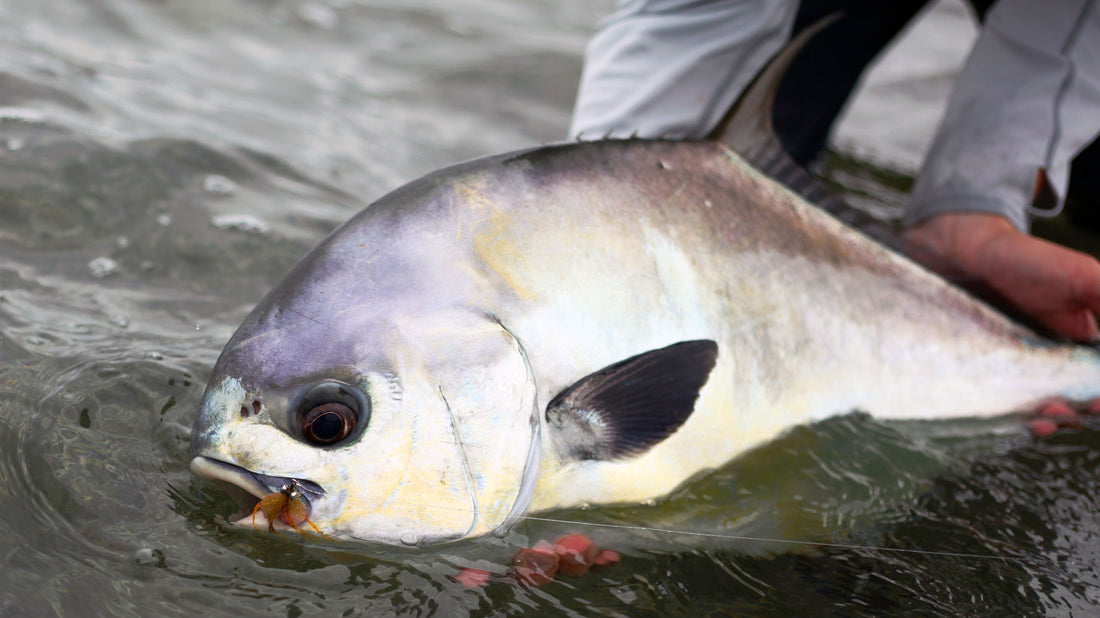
[2,0,1099,616]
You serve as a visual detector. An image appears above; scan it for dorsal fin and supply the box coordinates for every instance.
[708,14,838,159]
[545,340,718,461]
[708,15,905,251]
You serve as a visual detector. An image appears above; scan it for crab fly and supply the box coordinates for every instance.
[251,479,329,539]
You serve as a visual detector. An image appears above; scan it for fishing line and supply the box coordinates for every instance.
[398,500,1030,564]
[514,514,1028,563]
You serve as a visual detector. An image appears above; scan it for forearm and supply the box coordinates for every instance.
[906,0,1100,232]
[570,0,799,140]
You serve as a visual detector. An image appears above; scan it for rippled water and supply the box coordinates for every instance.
[2,0,1099,615]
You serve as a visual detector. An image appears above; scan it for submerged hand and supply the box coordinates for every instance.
[902,213,1100,342]
[453,534,620,589]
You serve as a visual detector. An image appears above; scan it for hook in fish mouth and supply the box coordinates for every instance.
[190,456,325,530]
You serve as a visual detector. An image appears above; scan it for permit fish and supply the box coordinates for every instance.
[189,29,1100,547]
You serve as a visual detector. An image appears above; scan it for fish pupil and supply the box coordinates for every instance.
[311,412,344,440]
[301,401,355,444]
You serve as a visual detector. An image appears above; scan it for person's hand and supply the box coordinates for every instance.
[901,213,1100,342]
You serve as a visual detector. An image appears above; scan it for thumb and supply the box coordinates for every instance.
[1041,308,1100,343]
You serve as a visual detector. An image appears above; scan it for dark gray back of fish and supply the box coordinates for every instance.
[715,17,1056,338]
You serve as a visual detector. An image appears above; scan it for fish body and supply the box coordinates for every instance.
[190,135,1100,546]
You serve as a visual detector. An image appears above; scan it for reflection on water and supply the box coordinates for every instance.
[1,0,1098,615]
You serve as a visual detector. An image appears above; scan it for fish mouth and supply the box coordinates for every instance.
[190,456,325,531]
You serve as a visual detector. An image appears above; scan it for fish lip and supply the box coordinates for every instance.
[190,456,326,527]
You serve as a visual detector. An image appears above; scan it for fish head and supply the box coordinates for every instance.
[190,295,541,547]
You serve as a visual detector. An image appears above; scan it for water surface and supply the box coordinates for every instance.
[1,0,1099,615]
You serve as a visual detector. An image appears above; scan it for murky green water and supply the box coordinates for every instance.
[2,1,1099,615]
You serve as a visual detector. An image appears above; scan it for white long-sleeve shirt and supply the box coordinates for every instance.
[570,0,1100,232]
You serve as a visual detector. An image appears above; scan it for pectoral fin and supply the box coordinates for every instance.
[546,340,718,461]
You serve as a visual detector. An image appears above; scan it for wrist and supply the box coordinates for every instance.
[903,213,1019,274]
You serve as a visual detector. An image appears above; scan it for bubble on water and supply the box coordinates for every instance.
[399,531,420,547]
[157,214,172,226]
[116,236,130,249]
[111,315,130,328]
[88,256,119,278]
[203,174,236,196]
[133,547,166,568]
[211,214,269,235]
[6,138,24,151]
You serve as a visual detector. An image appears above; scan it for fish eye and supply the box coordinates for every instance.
[296,382,369,446]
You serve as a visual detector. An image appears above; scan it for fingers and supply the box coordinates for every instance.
[512,544,559,587]
[512,534,619,586]
[454,568,491,588]
[1027,398,1100,437]
[1052,251,1100,341]
[1039,308,1100,343]
[553,533,599,577]
[905,214,1100,343]
[453,534,620,589]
